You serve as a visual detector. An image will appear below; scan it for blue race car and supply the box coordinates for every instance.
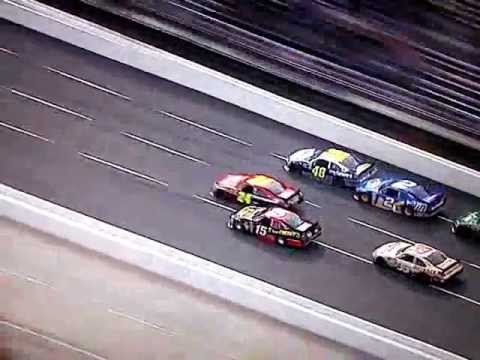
[353,178,446,217]
[283,147,377,187]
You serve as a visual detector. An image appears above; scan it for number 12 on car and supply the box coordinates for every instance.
[312,166,327,179]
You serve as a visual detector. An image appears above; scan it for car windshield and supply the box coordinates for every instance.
[409,186,430,199]
[283,212,305,228]
[426,251,447,266]
[338,155,359,170]
[262,179,285,194]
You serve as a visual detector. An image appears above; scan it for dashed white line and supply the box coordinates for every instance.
[464,262,480,271]
[270,153,287,161]
[349,218,480,271]
[0,267,51,287]
[11,88,94,122]
[438,215,454,223]
[312,240,373,264]
[157,110,253,147]
[122,132,210,166]
[45,66,132,101]
[108,309,174,335]
[79,152,168,187]
[1,321,107,360]
[0,121,53,143]
[430,285,480,307]
[305,200,322,209]
[348,217,415,244]
[193,195,236,212]
[0,47,17,56]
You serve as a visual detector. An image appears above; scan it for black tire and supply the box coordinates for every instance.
[284,163,301,174]
[212,188,226,199]
[354,192,370,203]
[404,206,415,217]
[454,225,471,237]
[374,257,387,267]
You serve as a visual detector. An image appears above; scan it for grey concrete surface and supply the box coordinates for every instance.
[0,18,479,358]
[0,217,372,360]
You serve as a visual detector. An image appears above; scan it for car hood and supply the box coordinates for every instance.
[278,188,298,200]
[355,162,374,176]
[288,148,316,162]
[357,178,388,192]
[374,241,411,257]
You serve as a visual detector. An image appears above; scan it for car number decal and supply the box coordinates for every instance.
[237,191,253,204]
[312,166,327,179]
[255,225,268,236]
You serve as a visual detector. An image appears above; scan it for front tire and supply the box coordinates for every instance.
[354,192,370,203]
[373,257,387,267]
[404,206,415,217]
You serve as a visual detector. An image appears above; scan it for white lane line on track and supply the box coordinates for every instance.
[0,121,53,143]
[157,109,253,147]
[0,321,107,360]
[0,47,17,56]
[430,285,480,307]
[11,88,94,122]
[312,240,373,264]
[349,218,480,271]
[0,267,51,287]
[108,309,174,335]
[438,215,454,223]
[193,195,236,212]
[44,66,132,101]
[270,153,287,161]
[122,132,211,166]
[348,217,415,244]
[79,152,168,187]
[305,200,322,209]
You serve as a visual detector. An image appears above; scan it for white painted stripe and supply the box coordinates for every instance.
[45,66,132,101]
[157,110,253,147]
[348,218,415,244]
[108,309,174,335]
[438,215,454,223]
[312,240,373,264]
[270,153,287,161]
[122,132,210,166]
[430,285,480,307]
[305,200,322,209]
[0,320,107,360]
[79,152,168,187]
[464,262,480,271]
[193,194,236,212]
[0,121,53,143]
[0,46,17,55]
[0,267,51,287]
[349,218,480,271]
[11,88,94,121]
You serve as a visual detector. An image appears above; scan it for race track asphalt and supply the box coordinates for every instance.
[1,20,480,359]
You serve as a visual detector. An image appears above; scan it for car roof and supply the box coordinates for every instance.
[318,148,351,164]
[264,207,296,220]
[390,180,419,191]
[246,175,281,188]
[404,243,436,258]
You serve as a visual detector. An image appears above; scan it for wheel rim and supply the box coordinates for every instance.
[360,194,369,203]
[405,207,414,217]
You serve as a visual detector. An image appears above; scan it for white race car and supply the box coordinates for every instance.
[372,242,463,283]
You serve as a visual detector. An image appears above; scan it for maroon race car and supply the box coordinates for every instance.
[211,173,303,208]
[227,206,321,248]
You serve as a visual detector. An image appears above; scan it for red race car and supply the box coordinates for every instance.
[212,173,304,208]
[227,206,321,248]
